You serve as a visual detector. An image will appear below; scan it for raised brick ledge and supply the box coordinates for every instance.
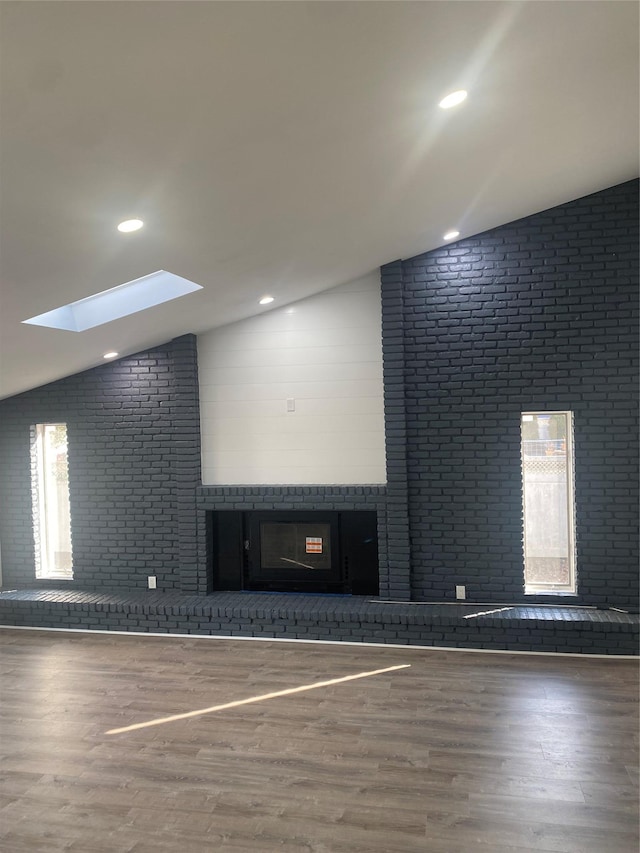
[0,587,637,620]
[0,589,636,655]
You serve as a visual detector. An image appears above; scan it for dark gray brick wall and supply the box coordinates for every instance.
[1,182,636,620]
[0,335,201,592]
[382,180,639,608]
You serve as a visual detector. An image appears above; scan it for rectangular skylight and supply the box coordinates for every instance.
[22,270,203,332]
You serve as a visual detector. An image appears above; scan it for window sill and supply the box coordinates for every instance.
[36,575,74,582]
[525,589,576,596]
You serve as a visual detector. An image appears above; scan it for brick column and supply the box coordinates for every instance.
[380,261,411,600]
[170,335,206,594]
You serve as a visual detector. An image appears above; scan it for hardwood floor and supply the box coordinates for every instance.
[0,628,637,852]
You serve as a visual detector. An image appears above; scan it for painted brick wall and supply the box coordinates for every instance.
[1,182,636,614]
[0,335,202,592]
[382,180,639,608]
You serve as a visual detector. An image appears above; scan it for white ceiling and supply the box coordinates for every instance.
[0,1,638,400]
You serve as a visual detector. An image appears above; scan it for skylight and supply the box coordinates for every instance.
[22,270,203,332]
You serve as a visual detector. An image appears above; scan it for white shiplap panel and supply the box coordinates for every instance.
[202,413,385,438]
[200,342,382,370]
[206,426,385,453]
[202,465,386,486]
[210,448,385,469]
[198,324,378,357]
[199,396,384,422]
[208,447,386,477]
[200,379,383,403]
[200,360,382,388]
[198,274,385,485]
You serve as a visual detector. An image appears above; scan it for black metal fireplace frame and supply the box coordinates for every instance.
[208,509,379,595]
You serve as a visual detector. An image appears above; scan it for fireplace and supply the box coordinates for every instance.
[209,510,379,595]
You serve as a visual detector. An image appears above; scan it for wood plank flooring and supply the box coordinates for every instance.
[0,628,637,852]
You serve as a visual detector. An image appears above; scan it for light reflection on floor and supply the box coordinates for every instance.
[106,663,411,735]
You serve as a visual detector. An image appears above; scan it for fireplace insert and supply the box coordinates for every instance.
[209,510,379,595]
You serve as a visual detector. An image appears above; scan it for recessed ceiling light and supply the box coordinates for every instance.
[23,270,203,332]
[259,295,275,305]
[117,218,144,233]
[103,351,119,360]
[438,90,468,109]
[443,230,460,241]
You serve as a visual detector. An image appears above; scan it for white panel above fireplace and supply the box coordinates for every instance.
[198,273,386,485]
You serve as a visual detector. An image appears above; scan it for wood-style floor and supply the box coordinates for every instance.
[0,629,637,853]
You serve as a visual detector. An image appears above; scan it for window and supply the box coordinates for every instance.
[31,423,73,579]
[521,412,575,594]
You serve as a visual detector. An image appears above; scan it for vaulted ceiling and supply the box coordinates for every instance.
[1,1,638,399]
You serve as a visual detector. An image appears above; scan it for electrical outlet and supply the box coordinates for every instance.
[455,585,466,600]
[148,576,157,590]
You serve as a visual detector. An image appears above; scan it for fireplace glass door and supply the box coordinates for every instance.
[260,522,332,572]
[245,512,342,591]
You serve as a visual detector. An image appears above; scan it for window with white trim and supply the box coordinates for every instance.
[521,412,576,594]
[31,423,73,579]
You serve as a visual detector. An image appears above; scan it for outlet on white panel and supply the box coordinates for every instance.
[455,585,466,600]
[148,576,157,590]
[286,398,295,412]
